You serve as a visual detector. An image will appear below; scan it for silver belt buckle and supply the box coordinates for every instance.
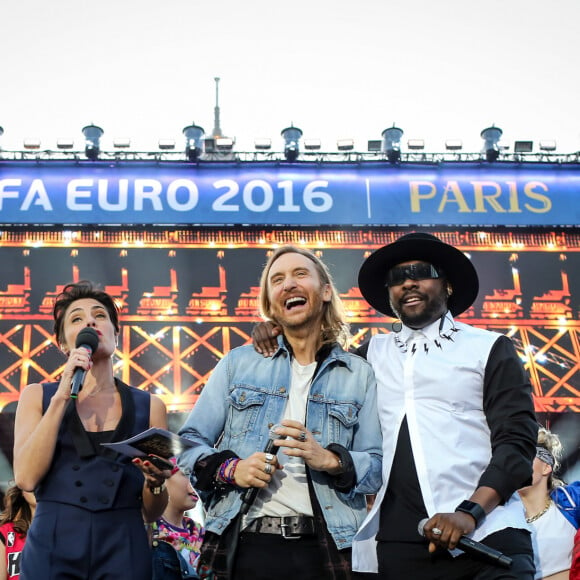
[280,517,301,540]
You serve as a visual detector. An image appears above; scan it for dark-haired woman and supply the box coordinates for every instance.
[14,280,171,579]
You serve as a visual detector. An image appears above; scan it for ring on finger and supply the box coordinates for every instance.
[298,431,307,443]
[265,453,275,464]
[264,463,273,475]
[432,527,442,536]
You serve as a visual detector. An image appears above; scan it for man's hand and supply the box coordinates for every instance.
[421,511,477,552]
[233,451,281,488]
[274,420,343,474]
[252,321,281,357]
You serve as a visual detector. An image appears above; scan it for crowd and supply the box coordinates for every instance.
[2,233,579,580]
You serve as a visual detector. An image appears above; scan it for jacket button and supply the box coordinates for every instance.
[72,465,80,471]
[98,496,109,505]
[80,496,88,503]
[75,481,83,487]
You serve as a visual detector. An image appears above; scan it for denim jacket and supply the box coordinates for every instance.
[178,339,382,550]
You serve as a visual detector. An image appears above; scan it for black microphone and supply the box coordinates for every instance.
[417,518,512,569]
[239,426,286,515]
[70,327,100,399]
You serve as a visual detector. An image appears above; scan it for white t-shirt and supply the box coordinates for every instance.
[530,501,575,579]
[246,358,316,519]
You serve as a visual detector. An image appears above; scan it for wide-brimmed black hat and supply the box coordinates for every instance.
[358,232,479,317]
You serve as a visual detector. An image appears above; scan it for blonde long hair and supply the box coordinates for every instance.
[258,246,350,349]
[537,426,564,490]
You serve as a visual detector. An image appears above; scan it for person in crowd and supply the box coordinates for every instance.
[518,426,580,579]
[178,246,382,580]
[0,484,36,580]
[151,458,205,579]
[253,232,538,578]
[13,280,172,579]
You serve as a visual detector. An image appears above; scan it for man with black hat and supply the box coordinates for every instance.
[352,232,538,578]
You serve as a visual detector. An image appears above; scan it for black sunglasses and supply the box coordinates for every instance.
[385,263,443,287]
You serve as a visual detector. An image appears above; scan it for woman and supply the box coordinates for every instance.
[13,280,171,579]
[0,484,36,580]
[518,426,580,579]
[151,459,205,579]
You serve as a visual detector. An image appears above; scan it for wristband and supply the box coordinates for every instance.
[455,500,486,528]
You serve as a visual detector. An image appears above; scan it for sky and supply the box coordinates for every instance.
[1,0,579,155]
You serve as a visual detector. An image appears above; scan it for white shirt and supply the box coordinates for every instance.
[353,315,531,573]
[530,501,575,579]
[246,358,315,519]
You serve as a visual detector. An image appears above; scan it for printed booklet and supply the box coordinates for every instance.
[101,427,197,468]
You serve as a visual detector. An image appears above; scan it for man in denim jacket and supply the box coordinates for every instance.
[178,246,382,580]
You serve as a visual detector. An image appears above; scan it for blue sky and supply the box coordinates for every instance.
[1,0,578,154]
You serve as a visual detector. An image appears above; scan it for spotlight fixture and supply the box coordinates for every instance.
[23,139,41,150]
[382,125,404,163]
[281,125,303,161]
[407,139,425,150]
[445,139,463,151]
[57,138,75,150]
[337,139,354,151]
[82,124,104,160]
[480,125,502,162]
[304,139,321,151]
[158,139,176,150]
[215,137,234,151]
[254,138,272,150]
[113,137,131,148]
[539,140,557,151]
[514,140,533,153]
[182,123,205,161]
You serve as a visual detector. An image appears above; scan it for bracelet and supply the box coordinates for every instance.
[216,457,240,485]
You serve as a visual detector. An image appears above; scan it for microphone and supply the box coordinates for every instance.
[70,327,100,399]
[239,426,286,515]
[417,518,512,569]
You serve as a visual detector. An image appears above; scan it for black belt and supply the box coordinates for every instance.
[244,515,316,539]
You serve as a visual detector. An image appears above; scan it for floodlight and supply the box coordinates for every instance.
[82,124,104,160]
[480,125,502,162]
[23,139,41,150]
[514,141,533,153]
[182,123,205,161]
[216,137,234,151]
[407,139,425,150]
[539,140,557,151]
[367,140,382,152]
[382,125,404,163]
[254,138,272,150]
[281,125,303,161]
[445,139,463,151]
[57,138,74,150]
[158,139,176,150]
[113,138,131,148]
[304,139,321,151]
[337,139,354,151]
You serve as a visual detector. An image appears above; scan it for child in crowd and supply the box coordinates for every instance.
[0,484,36,580]
[150,459,204,579]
